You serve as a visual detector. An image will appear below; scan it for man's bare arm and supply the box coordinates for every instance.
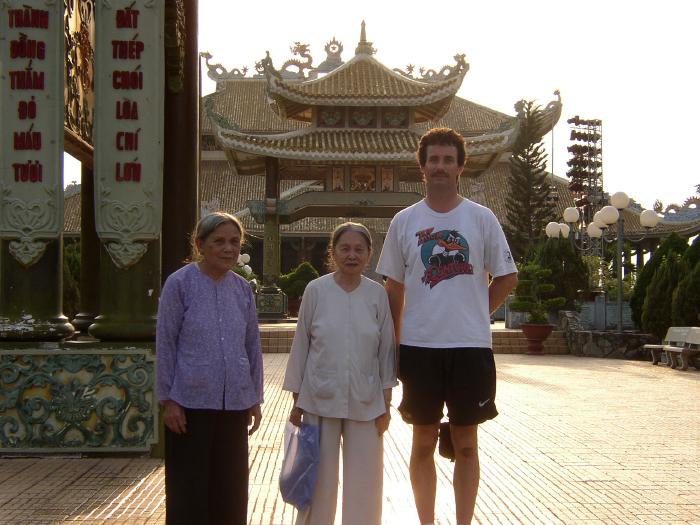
[489,272,518,314]
[384,278,405,345]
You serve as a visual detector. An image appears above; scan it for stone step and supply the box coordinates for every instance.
[492,329,569,355]
[259,324,569,355]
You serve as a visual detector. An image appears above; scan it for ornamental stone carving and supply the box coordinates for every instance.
[0,348,156,450]
[8,238,47,267]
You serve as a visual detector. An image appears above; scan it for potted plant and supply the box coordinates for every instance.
[509,262,565,354]
[278,262,319,317]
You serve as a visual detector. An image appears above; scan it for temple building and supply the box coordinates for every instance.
[199,26,565,283]
[64,25,700,283]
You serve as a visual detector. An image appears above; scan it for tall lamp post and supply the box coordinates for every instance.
[546,192,661,332]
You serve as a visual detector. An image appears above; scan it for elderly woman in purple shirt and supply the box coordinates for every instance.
[156,212,263,525]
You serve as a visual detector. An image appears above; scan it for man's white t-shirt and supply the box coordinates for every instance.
[376,198,517,349]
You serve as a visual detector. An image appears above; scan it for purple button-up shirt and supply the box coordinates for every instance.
[156,263,263,410]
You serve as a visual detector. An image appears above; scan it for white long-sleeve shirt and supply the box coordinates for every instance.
[283,273,397,421]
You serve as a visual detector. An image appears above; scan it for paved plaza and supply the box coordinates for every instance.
[0,353,698,525]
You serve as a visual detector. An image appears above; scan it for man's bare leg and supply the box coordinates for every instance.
[409,423,440,524]
[451,424,479,524]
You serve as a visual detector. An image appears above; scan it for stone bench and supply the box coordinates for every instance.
[665,327,700,371]
[644,326,692,366]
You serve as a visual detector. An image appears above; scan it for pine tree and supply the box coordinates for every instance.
[629,233,687,329]
[504,100,556,262]
[641,252,684,338]
[671,258,700,327]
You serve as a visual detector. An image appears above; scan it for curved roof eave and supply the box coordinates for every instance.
[265,53,467,108]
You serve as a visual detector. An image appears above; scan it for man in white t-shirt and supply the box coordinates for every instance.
[376,128,518,525]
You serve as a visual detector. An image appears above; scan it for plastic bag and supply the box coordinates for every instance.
[279,421,320,511]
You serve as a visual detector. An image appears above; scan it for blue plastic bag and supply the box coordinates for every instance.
[279,421,320,511]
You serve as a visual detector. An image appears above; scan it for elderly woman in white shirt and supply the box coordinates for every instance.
[283,221,397,525]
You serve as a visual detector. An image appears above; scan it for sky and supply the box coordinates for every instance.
[65,0,700,212]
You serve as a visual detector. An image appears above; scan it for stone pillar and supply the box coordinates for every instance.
[0,1,73,341]
[89,1,165,341]
[256,156,287,319]
[71,165,100,333]
[162,0,199,280]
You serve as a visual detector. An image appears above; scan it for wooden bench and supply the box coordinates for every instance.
[645,326,691,365]
[665,327,700,371]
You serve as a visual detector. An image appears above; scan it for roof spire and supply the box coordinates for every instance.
[355,20,375,56]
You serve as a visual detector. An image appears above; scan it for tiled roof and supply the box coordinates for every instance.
[267,54,466,107]
[201,83,307,134]
[202,80,512,136]
[419,97,513,134]
[64,191,81,234]
[217,128,420,162]
[214,121,517,165]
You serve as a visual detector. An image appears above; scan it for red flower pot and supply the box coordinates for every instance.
[520,323,554,355]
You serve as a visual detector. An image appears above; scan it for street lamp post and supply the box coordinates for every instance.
[547,192,661,333]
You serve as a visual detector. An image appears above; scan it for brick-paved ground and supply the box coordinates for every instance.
[1,354,698,525]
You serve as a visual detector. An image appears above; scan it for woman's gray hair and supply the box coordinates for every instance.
[188,211,244,262]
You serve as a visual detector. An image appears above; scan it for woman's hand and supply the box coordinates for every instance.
[375,411,391,436]
[163,400,187,434]
[289,406,304,427]
[248,404,262,436]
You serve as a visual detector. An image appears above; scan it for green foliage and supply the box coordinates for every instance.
[681,235,700,269]
[63,239,81,321]
[671,258,700,326]
[278,261,319,300]
[503,100,556,262]
[641,252,685,338]
[630,233,688,328]
[532,237,589,308]
[605,271,636,302]
[510,262,566,324]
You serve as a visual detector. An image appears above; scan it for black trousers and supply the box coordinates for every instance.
[165,408,249,525]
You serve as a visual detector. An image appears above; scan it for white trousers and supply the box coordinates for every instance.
[296,416,383,525]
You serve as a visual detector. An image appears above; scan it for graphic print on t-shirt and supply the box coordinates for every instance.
[416,227,474,288]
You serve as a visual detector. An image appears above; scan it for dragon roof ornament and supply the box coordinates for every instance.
[256,43,317,80]
[393,53,469,82]
[201,51,250,82]
[514,90,563,140]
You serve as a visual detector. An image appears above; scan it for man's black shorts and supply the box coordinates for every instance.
[397,344,498,426]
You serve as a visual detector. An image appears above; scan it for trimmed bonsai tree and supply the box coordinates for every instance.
[278,261,319,301]
[510,262,566,324]
[532,237,589,309]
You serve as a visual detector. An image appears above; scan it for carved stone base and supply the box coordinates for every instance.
[0,315,75,341]
[71,312,97,334]
[256,285,288,320]
[0,240,75,341]
[89,316,158,342]
[88,241,160,342]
